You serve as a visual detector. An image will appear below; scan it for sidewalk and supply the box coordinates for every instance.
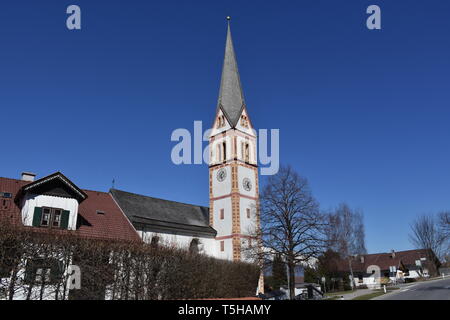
[325,288,374,300]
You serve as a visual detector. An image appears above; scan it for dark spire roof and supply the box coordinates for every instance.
[217,20,246,128]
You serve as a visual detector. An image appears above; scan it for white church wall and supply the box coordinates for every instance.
[140,231,217,257]
[216,238,233,261]
[213,197,233,237]
[21,194,79,230]
[212,166,231,198]
[239,197,257,236]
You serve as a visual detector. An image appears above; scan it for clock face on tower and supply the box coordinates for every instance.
[242,178,252,191]
[217,168,227,182]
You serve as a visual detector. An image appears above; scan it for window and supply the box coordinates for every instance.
[220,241,225,252]
[189,238,199,254]
[0,192,12,198]
[151,236,159,248]
[240,115,249,128]
[217,144,222,162]
[36,267,51,283]
[222,142,227,162]
[217,115,226,128]
[52,209,62,227]
[241,142,250,163]
[246,208,251,219]
[24,258,63,285]
[41,207,51,226]
[244,143,250,163]
[38,207,67,229]
[220,209,224,220]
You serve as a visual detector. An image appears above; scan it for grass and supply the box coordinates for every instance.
[351,287,400,300]
[324,290,353,297]
[352,291,386,300]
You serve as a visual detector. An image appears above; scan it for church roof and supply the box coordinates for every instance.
[217,21,246,128]
[110,189,217,238]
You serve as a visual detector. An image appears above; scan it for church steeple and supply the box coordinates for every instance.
[217,19,246,128]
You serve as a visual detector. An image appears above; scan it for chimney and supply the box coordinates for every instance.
[21,172,36,182]
[391,250,396,258]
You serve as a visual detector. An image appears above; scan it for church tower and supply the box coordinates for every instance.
[209,20,260,264]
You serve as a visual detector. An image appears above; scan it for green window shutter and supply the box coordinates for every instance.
[60,210,70,229]
[32,207,42,227]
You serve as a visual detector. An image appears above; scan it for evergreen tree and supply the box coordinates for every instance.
[271,254,287,289]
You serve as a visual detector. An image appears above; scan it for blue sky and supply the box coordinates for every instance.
[1,1,449,254]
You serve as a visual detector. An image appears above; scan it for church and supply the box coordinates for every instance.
[120,20,261,261]
[0,22,261,267]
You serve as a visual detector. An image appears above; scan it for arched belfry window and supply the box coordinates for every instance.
[242,141,250,163]
[240,115,249,128]
[216,144,221,162]
[244,142,250,163]
[189,238,199,254]
[222,141,227,162]
[217,115,226,128]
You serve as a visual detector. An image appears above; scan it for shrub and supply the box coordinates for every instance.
[0,224,260,300]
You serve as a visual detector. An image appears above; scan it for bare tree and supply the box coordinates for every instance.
[409,214,445,271]
[438,212,450,263]
[438,211,450,241]
[326,203,367,289]
[255,165,327,299]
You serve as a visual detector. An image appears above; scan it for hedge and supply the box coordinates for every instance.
[0,224,260,300]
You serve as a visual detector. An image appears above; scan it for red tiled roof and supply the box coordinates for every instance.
[0,176,141,243]
[335,249,437,273]
[77,189,141,242]
[0,177,28,226]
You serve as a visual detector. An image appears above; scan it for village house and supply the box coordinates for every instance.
[335,249,441,289]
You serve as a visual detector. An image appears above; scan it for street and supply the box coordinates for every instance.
[376,278,450,300]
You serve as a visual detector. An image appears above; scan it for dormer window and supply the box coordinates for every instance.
[217,115,226,128]
[240,115,249,128]
[33,207,69,229]
[40,207,63,228]
[0,192,12,198]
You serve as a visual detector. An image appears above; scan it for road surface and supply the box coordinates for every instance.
[377,278,450,300]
